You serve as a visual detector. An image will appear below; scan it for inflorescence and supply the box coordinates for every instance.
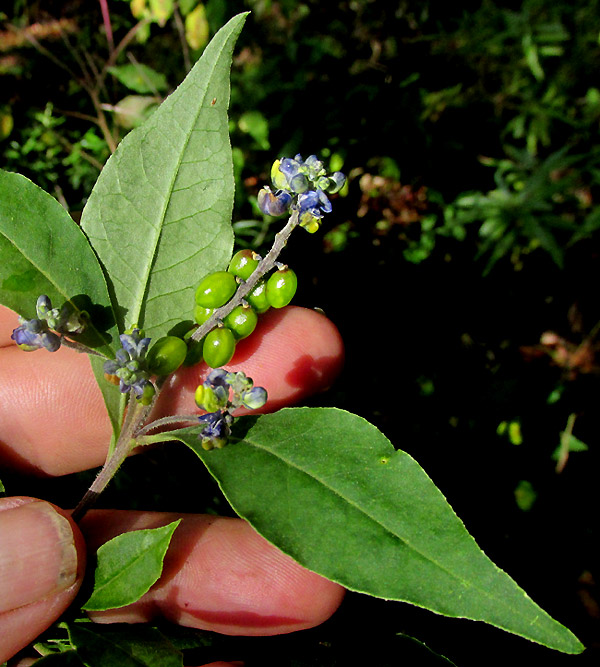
[257,154,345,233]
[11,154,344,451]
[194,369,267,449]
[11,295,87,352]
[103,328,154,403]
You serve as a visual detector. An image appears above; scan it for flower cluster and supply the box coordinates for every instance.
[11,295,87,352]
[194,369,267,449]
[103,328,154,403]
[258,154,346,233]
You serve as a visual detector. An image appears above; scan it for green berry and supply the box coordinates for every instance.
[183,328,203,367]
[193,304,214,325]
[246,278,271,314]
[224,305,258,339]
[195,384,227,412]
[228,249,260,281]
[146,336,187,376]
[203,327,236,368]
[195,271,237,308]
[266,267,298,308]
[136,382,156,406]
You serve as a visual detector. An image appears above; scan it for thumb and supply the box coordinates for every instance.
[0,497,86,662]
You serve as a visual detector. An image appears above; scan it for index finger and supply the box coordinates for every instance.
[0,305,344,476]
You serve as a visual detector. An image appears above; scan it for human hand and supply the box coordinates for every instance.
[0,304,346,664]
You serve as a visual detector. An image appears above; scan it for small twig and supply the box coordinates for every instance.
[89,87,118,153]
[135,414,200,438]
[60,337,108,358]
[173,4,191,73]
[100,18,151,83]
[556,412,576,474]
[55,134,105,171]
[98,0,115,56]
[9,24,79,82]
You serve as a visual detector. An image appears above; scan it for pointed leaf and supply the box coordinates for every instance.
[80,14,248,341]
[168,408,584,654]
[107,63,169,94]
[82,519,181,611]
[0,170,117,355]
[89,354,126,445]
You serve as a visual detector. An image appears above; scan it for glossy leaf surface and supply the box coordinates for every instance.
[168,407,583,654]
[80,14,247,340]
[83,519,181,611]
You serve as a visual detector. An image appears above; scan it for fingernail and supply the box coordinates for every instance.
[0,500,77,612]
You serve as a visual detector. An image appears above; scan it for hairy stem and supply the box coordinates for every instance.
[135,414,200,438]
[72,394,149,521]
[60,337,108,358]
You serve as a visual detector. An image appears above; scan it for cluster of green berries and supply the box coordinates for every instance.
[192,249,298,368]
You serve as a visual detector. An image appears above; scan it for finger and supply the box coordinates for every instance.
[155,306,345,418]
[0,497,86,663]
[0,304,19,347]
[79,511,344,636]
[0,306,344,476]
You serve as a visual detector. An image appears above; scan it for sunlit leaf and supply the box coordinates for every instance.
[167,408,584,654]
[80,14,248,341]
[185,3,209,51]
[108,63,169,94]
[82,520,181,611]
[0,170,117,355]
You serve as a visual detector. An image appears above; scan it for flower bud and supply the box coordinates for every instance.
[241,386,267,410]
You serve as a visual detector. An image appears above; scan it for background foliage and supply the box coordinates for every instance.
[1,0,599,664]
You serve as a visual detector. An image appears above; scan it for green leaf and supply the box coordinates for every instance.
[65,623,183,667]
[168,408,584,655]
[238,110,270,150]
[185,3,210,51]
[82,519,181,611]
[89,354,126,446]
[108,63,169,94]
[80,14,248,341]
[0,170,117,355]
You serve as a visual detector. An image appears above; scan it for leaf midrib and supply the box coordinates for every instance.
[236,421,537,623]
[130,38,231,330]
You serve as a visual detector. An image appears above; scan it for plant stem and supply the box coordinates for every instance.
[98,0,115,56]
[60,337,108,358]
[135,414,200,438]
[191,209,300,342]
[555,412,576,474]
[71,394,149,521]
[72,211,300,519]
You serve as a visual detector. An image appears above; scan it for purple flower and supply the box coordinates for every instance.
[257,187,293,217]
[103,328,151,395]
[11,318,61,352]
[197,410,233,450]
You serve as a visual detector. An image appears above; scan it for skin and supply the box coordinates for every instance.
[0,304,346,665]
